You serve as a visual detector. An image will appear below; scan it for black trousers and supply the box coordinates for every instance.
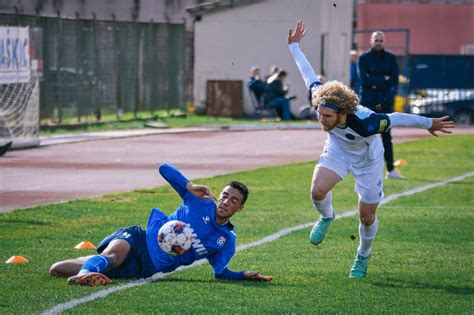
[381,129,394,172]
[361,93,395,172]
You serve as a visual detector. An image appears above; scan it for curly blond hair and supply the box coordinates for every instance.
[312,81,359,115]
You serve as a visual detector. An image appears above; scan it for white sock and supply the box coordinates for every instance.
[357,217,379,257]
[312,191,334,219]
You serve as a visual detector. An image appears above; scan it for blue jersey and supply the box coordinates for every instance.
[145,163,244,280]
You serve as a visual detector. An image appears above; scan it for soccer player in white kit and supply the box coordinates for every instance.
[288,20,454,278]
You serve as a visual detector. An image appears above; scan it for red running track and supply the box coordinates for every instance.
[1,127,472,211]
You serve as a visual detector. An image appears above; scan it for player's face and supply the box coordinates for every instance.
[216,186,244,222]
[316,106,341,131]
[371,34,385,51]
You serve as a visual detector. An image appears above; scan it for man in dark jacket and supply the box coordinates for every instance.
[264,70,292,120]
[358,31,403,179]
[247,66,267,104]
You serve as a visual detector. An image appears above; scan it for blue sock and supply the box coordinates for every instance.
[79,255,111,274]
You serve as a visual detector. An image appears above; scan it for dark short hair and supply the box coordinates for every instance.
[278,70,287,78]
[226,181,249,205]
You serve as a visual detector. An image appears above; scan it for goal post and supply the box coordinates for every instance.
[0,26,41,149]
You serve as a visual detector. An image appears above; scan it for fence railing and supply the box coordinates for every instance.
[1,14,190,123]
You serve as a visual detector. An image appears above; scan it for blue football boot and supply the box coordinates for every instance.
[309,213,335,245]
[349,254,369,278]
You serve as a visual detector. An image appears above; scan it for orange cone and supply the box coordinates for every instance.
[6,256,28,264]
[74,241,96,249]
[394,159,408,167]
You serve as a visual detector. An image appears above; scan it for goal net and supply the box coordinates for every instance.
[0,26,40,149]
[0,76,40,148]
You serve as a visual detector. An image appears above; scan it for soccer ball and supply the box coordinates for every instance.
[157,220,194,255]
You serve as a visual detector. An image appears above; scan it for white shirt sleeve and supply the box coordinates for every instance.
[288,42,319,89]
[388,112,433,129]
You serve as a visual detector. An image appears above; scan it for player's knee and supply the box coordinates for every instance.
[103,253,124,268]
[360,214,375,226]
[311,186,327,201]
[49,262,64,277]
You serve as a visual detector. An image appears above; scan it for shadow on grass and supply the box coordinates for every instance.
[150,277,277,288]
[0,219,53,226]
[371,277,474,295]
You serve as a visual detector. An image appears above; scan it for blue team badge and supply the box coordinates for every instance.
[217,236,226,246]
[345,133,355,140]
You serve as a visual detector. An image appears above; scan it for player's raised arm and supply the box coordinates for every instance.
[288,20,321,91]
[288,19,307,44]
[185,182,215,201]
[158,163,215,200]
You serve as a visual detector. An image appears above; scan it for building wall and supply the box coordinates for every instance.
[0,0,195,25]
[356,3,474,55]
[192,0,353,115]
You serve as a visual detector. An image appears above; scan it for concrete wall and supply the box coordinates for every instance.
[192,0,353,115]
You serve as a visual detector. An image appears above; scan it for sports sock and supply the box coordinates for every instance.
[357,217,379,257]
[312,191,335,219]
[78,255,111,275]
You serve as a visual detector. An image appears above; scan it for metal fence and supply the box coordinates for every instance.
[0,14,188,123]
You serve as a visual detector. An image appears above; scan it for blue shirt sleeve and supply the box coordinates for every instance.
[158,163,189,198]
[207,236,245,280]
[347,106,391,137]
[214,268,245,281]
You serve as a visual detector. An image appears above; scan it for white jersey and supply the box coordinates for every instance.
[325,105,385,165]
[289,42,433,166]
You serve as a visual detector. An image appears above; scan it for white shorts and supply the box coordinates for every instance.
[316,151,384,204]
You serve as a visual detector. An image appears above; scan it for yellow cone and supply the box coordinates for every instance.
[74,241,96,249]
[394,159,408,167]
[6,256,28,264]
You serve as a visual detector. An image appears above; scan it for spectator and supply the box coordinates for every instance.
[358,31,403,179]
[349,50,360,95]
[264,70,292,121]
[265,65,280,82]
[247,66,267,104]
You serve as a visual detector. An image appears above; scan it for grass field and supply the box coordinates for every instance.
[1,135,473,314]
[39,111,297,136]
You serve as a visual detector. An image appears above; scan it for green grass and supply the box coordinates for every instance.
[40,110,307,136]
[0,135,473,314]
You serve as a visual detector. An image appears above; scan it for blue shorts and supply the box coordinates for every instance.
[97,225,158,279]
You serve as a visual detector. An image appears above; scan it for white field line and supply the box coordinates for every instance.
[42,171,474,315]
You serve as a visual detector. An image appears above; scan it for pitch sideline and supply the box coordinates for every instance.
[42,171,474,315]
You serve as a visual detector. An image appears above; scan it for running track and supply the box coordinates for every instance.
[1,127,472,211]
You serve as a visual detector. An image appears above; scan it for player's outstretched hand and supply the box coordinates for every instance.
[288,20,307,45]
[186,182,216,201]
[243,271,273,282]
[428,116,455,137]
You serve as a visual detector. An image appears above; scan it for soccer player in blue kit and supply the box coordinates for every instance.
[288,20,454,278]
[49,163,272,286]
